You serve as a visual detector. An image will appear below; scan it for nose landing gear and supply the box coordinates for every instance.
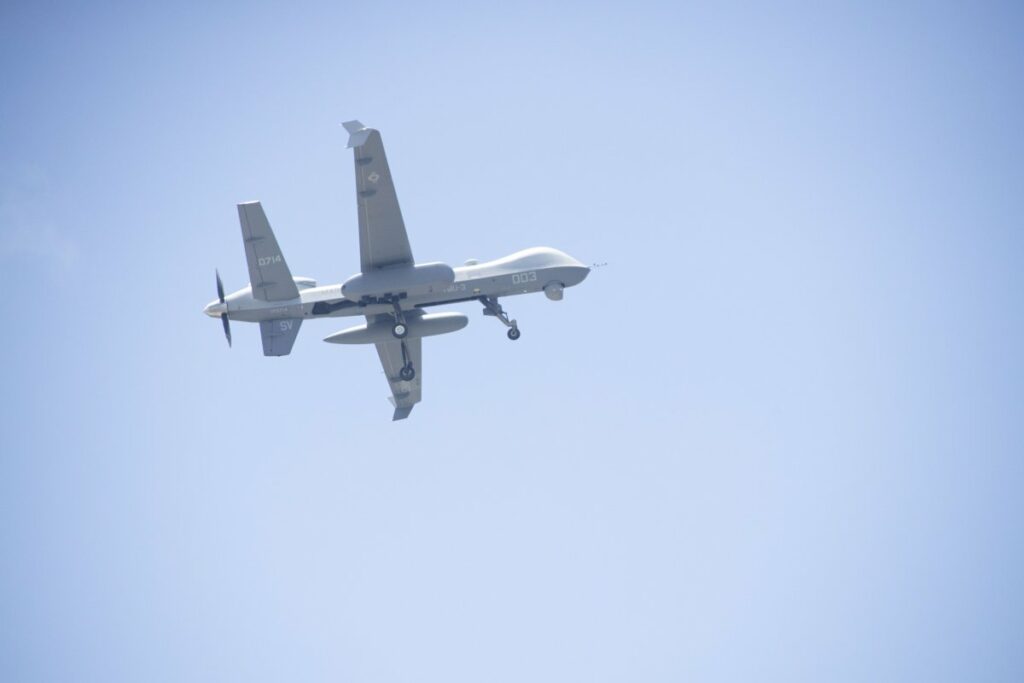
[480,296,521,340]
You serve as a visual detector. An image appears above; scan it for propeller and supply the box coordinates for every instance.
[216,269,232,347]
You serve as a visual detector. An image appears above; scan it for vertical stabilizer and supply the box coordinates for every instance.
[259,318,303,356]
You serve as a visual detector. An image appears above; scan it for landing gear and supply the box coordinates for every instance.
[399,338,416,381]
[389,297,408,338]
[480,296,521,341]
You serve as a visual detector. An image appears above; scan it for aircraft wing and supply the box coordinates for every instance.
[238,201,300,302]
[370,314,422,420]
[343,121,414,272]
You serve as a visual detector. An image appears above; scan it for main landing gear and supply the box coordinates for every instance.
[384,295,415,380]
[399,361,416,381]
[388,297,408,339]
[480,296,521,340]
[398,337,416,381]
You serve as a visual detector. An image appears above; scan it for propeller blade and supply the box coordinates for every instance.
[221,313,232,347]
[216,269,225,303]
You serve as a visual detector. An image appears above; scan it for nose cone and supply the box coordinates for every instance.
[570,265,590,286]
[562,252,590,285]
[204,300,226,318]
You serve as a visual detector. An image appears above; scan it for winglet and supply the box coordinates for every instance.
[386,395,414,420]
[342,120,373,149]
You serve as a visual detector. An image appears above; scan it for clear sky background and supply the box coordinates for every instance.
[2,2,1022,681]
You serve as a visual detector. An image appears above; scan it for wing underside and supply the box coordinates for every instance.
[343,121,414,272]
[370,314,422,420]
[343,122,422,420]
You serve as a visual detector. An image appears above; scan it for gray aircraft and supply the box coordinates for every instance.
[204,121,589,419]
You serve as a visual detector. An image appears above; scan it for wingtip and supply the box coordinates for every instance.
[343,120,373,148]
[392,405,413,421]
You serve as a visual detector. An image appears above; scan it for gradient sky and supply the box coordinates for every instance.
[2,2,1023,681]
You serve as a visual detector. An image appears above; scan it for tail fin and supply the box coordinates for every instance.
[260,318,303,356]
[238,202,300,302]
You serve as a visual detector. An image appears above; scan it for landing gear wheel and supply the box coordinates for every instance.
[482,297,523,340]
[400,364,416,381]
[392,322,408,339]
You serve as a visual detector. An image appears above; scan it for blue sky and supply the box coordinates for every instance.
[2,2,1023,681]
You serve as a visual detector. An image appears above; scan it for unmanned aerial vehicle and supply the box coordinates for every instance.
[204,121,589,419]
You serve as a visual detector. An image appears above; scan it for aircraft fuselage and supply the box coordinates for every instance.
[204,246,589,325]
